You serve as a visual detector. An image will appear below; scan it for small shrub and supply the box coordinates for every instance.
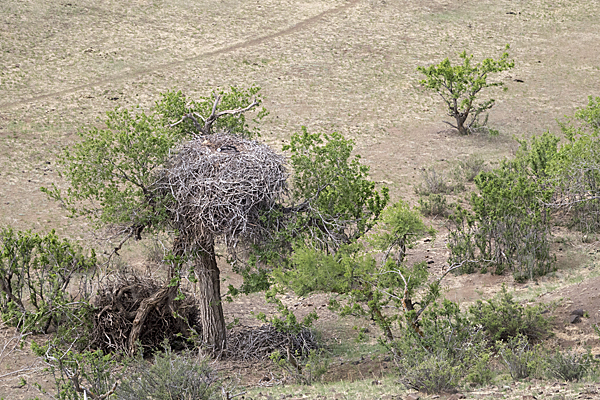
[416,168,463,195]
[448,153,555,280]
[0,227,96,334]
[546,349,596,382]
[419,194,450,218]
[391,300,489,393]
[270,348,329,385]
[116,346,219,400]
[497,335,543,380]
[31,345,120,400]
[466,352,495,386]
[453,155,487,182]
[469,285,550,343]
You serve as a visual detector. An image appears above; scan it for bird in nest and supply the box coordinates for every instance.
[217,144,239,153]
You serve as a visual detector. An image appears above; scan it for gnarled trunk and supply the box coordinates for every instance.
[195,236,227,352]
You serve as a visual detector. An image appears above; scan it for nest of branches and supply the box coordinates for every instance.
[158,133,287,250]
[91,274,200,354]
[222,324,319,361]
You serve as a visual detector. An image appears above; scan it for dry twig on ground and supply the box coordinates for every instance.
[222,324,318,361]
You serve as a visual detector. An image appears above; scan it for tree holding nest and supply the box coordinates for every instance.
[44,87,271,353]
[44,86,388,354]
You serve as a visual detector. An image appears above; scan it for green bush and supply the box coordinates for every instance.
[448,144,555,280]
[116,346,219,400]
[270,348,329,385]
[390,300,489,393]
[497,335,543,380]
[0,227,96,334]
[31,345,120,400]
[550,96,600,232]
[469,285,550,343]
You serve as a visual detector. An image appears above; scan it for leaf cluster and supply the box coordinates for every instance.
[283,127,389,250]
[469,285,551,343]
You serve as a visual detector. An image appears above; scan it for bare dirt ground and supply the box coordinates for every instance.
[2,0,600,398]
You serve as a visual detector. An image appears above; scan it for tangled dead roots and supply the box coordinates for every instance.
[158,133,287,250]
[91,274,200,354]
[223,324,319,361]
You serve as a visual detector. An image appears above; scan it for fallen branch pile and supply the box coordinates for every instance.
[223,324,319,361]
[91,274,200,354]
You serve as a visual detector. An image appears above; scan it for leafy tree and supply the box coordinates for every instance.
[274,200,440,342]
[282,127,389,252]
[418,46,514,135]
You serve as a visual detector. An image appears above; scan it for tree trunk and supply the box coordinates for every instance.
[195,236,227,352]
[456,115,469,135]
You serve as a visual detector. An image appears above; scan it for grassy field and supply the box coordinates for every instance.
[2,0,600,399]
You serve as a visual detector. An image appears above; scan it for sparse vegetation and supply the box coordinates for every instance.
[418,193,451,217]
[116,346,220,400]
[415,167,463,195]
[3,1,600,398]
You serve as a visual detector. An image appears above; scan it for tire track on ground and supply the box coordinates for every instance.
[0,0,361,111]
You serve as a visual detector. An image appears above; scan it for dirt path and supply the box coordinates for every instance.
[0,0,360,111]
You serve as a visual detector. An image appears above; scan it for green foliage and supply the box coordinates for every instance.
[466,352,495,386]
[255,289,318,335]
[497,335,545,380]
[283,127,389,250]
[156,86,267,138]
[31,344,120,400]
[116,345,219,400]
[418,46,514,135]
[448,141,555,280]
[269,348,329,385]
[0,227,96,335]
[390,300,489,393]
[549,97,600,232]
[370,200,434,263]
[469,285,551,343]
[274,200,436,342]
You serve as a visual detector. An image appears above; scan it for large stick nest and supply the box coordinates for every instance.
[158,133,287,248]
[91,275,200,354]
